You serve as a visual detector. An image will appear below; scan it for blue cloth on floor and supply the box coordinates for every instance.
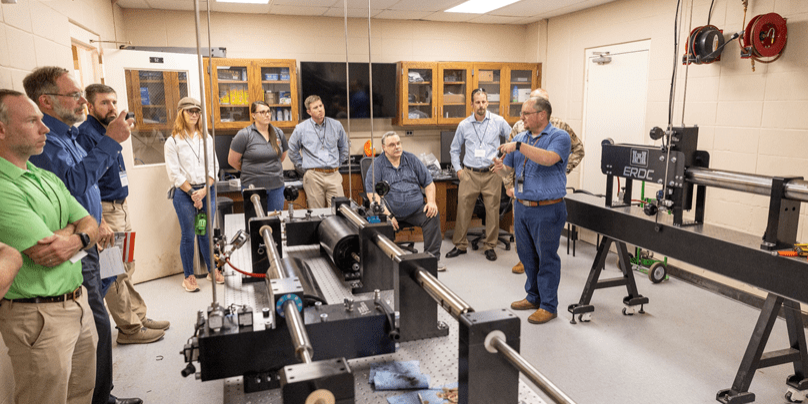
[374,370,430,390]
[369,361,422,383]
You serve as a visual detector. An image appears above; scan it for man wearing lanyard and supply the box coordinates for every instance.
[288,95,350,208]
[505,88,584,274]
[78,84,169,345]
[494,96,570,325]
[24,67,143,404]
[445,88,511,261]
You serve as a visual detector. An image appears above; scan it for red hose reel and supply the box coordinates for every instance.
[741,12,788,61]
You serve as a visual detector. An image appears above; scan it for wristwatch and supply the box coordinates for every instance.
[77,232,90,249]
[186,188,194,196]
[516,141,522,152]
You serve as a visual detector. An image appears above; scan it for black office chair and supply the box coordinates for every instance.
[359,157,418,253]
[467,183,514,251]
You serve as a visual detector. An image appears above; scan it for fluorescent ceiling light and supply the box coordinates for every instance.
[216,0,269,4]
[445,0,520,14]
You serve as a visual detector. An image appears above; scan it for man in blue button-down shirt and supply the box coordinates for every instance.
[24,67,143,404]
[446,88,511,262]
[495,96,570,325]
[78,84,169,346]
[288,95,350,208]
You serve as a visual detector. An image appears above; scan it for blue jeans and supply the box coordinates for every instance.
[172,187,216,278]
[514,201,566,314]
[241,185,285,213]
[267,185,285,212]
[81,246,113,404]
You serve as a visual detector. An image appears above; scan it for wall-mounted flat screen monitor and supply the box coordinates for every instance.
[300,62,397,120]
[440,130,463,170]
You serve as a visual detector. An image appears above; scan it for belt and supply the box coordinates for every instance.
[465,166,492,173]
[517,198,563,207]
[190,183,207,189]
[310,167,338,174]
[102,199,126,204]
[5,287,82,304]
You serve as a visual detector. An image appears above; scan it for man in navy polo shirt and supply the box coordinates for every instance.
[495,96,570,325]
[24,67,143,404]
[364,131,445,271]
[78,83,169,345]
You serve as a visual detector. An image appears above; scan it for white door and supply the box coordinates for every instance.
[580,40,651,198]
[103,50,202,282]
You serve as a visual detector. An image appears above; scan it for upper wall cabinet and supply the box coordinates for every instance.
[395,61,541,127]
[203,58,299,131]
[395,62,438,126]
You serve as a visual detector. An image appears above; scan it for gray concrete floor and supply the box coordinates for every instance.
[111,235,803,404]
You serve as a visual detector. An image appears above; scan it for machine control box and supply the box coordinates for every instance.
[601,142,686,188]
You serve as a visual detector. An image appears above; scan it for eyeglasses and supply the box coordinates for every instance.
[520,111,539,118]
[254,110,272,116]
[44,92,84,101]
[185,109,201,115]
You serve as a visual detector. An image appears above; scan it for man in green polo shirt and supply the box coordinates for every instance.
[0,89,100,404]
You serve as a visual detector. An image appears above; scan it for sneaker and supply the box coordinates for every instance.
[436,260,447,272]
[142,318,170,331]
[182,277,199,292]
[116,327,164,345]
[512,262,524,274]
[207,270,225,284]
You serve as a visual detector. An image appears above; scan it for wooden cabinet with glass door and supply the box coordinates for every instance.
[394,62,437,126]
[437,62,472,125]
[503,63,541,125]
[472,63,505,117]
[124,69,189,165]
[203,58,299,130]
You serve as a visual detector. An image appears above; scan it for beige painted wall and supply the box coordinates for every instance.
[537,0,808,298]
[0,0,126,401]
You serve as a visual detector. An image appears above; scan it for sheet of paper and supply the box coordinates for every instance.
[99,246,126,279]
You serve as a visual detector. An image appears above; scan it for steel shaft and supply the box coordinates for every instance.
[413,269,473,319]
[686,167,807,202]
[283,300,313,364]
[490,336,577,404]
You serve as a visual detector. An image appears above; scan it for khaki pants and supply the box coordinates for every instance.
[0,287,98,404]
[303,170,344,209]
[101,200,147,335]
[452,169,502,250]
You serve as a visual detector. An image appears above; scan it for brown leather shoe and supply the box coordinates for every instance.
[512,262,524,274]
[510,298,539,311]
[528,308,557,324]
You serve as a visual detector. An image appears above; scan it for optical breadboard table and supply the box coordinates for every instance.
[222,212,545,404]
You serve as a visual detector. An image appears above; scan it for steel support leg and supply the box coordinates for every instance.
[567,236,648,324]
[717,293,808,403]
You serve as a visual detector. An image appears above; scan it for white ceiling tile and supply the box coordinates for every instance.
[210,2,271,13]
[322,7,383,18]
[388,0,465,12]
[373,9,433,19]
[272,0,336,6]
[468,14,525,24]
[419,11,477,23]
[489,0,582,17]
[143,0,195,11]
[269,5,328,16]
[342,0,399,8]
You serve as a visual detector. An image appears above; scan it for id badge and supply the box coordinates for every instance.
[516,177,524,193]
[474,148,486,158]
[119,171,129,187]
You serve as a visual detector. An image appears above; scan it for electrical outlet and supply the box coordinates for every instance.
[405,131,414,136]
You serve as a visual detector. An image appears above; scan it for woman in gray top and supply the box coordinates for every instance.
[228,101,289,212]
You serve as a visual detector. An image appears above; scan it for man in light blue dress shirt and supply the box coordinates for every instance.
[446,89,511,262]
[288,95,350,208]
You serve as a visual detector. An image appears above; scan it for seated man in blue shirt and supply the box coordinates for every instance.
[364,131,445,272]
[494,96,570,325]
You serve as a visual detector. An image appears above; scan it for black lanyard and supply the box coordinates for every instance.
[519,133,544,179]
[310,119,328,149]
[472,116,490,146]
[184,133,202,163]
